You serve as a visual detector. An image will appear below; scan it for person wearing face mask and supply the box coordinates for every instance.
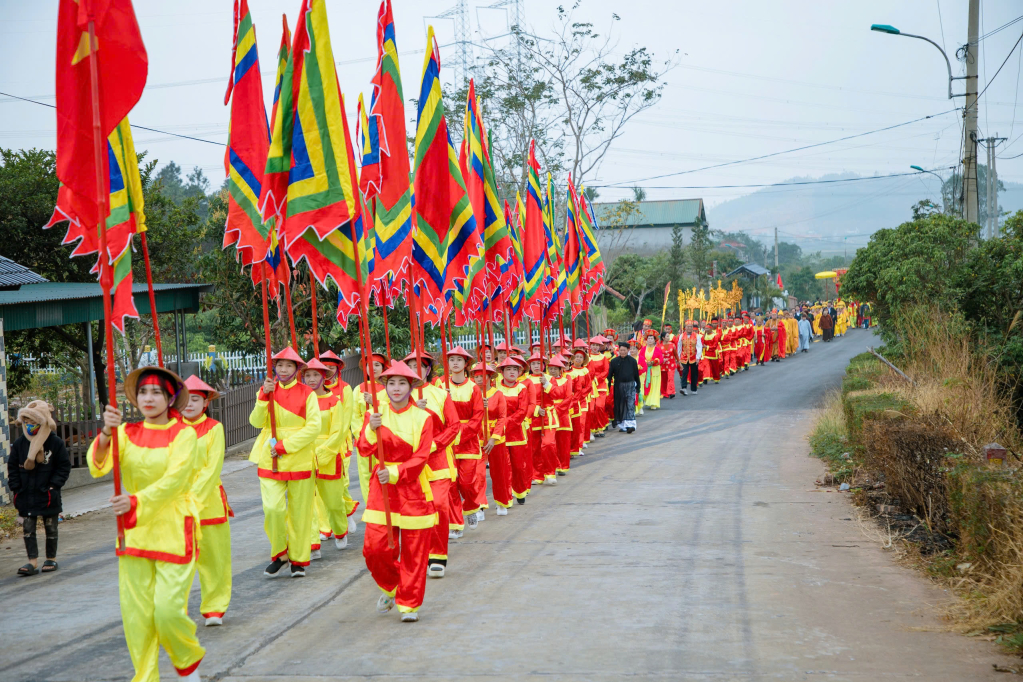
[301,359,352,558]
[248,347,322,579]
[10,400,70,577]
[87,366,205,682]
[404,352,461,579]
[358,361,436,623]
[181,376,232,627]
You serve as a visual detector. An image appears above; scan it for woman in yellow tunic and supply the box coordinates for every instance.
[351,352,388,504]
[320,351,358,535]
[248,347,321,578]
[88,367,204,682]
[637,331,663,411]
[302,359,353,558]
[181,375,232,627]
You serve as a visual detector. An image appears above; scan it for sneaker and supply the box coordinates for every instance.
[466,513,479,530]
[544,476,557,486]
[181,668,201,682]
[626,427,635,434]
[205,616,223,627]
[452,529,464,539]
[264,558,288,578]
[428,563,445,578]
[516,497,526,505]
[496,506,508,516]
[532,479,544,486]
[319,532,329,541]
[376,593,395,614]
[680,389,688,396]
[348,516,357,533]
[310,549,321,561]
[477,509,485,522]
[334,536,348,550]
[619,427,627,432]
[400,611,419,623]
[448,530,459,539]
[290,564,306,578]
[557,470,567,476]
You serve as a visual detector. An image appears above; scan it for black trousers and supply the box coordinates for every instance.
[679,362,699,392]
[23,515,59,560]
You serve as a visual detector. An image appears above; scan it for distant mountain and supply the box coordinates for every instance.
[706,172,1023,254]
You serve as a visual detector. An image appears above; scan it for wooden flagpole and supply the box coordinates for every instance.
[282,272,298,350]
[309,270,319,354]
[86,19,123,551]
[260,262,280,473]
[138,233,164,367]
[406,280,424,400]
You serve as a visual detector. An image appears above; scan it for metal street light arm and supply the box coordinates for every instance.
[871,24,963,99]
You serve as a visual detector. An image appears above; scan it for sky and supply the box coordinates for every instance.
[2,0,1021,250]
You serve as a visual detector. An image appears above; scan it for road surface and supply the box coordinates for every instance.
[0,329,1014,681]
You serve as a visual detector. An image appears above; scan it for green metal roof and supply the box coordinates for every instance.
[0,283,212,332]
[591,199,707,228]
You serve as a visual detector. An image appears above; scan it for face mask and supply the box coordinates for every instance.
[25,423,40,437]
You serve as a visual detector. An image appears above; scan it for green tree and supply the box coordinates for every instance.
[687,217,712,290]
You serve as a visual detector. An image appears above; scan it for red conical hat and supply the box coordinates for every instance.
[471,362,498,375]
[304,359,330,375]
[272,346,307,369]
[496,356,522,371]
[183,374,219,401]
[402,350,435,365]
[446,345,474,360]
[378,361,420,383]
[547,355,567,368]
[319,350,345,368]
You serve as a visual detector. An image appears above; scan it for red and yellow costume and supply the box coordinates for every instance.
[321,352,359,529]
[414,370,461,569]
[482,381,511,508]
[88,391,205,680]
[309,367,355,548]
[358,393,436,614]
[447,350,485,523]
[702,325,722,383]
[248,350,321,567]
[495,358,533,502]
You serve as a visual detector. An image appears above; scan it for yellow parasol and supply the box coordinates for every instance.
[815,271,837,280]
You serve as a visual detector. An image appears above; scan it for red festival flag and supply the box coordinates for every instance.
[55,0,147,230]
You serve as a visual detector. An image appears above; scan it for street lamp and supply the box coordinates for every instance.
[911,165,947,214]
[870,23,966,99]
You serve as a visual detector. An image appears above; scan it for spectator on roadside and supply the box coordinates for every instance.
[9,400,71,576]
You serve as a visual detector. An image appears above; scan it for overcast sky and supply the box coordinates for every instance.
[2,0,1021,243]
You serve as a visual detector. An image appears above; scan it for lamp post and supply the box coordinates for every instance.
[910,165,950,215]
[869,24,965,100]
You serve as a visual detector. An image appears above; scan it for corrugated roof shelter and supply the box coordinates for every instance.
[0,256,48,290]
[0,282,212,332]
[726,262,771,279]
[589,198,707,255]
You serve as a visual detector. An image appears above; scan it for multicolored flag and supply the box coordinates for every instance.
[222,0,274,280]
[364,0,414,301]
[411,26,479,316]
[260,0,360,250]
[520,140,550,319]
[542,172,567,324]
[577,186,605,292]
[46,118,146,333]
[564,175,584,318]
[55,0,148,230]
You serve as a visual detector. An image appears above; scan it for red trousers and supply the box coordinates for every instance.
[428,479,452,563]
[456,458,484,515]
[555,428,572,472]
[605,392,614,422]
[709,358,722,382]
[589,395,607,431]
[508,442,532,499]
[363,523,429,613]
[531,427,557,480]
[488,442,512,508]
[571,413,586,455]
[475,454,489,510]
[447,475,465,530]
[529,429,543,483]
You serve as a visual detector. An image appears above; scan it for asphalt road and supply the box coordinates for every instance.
[0,329,1015,681]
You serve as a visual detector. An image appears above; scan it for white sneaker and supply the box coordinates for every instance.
[181,668,201,682]
[477,509,485,521]
[334,536,348,550]
[400,611,419,623]
[496,507,508,516]
[204,616,223,627]
[319,532,329,541]
[466,513,479,530]
[452,529,464,539]
[376,593,395,614]
[348,516,357,533]
[544,476,557,486]
[310,549,321,561]
[428,563,445,578]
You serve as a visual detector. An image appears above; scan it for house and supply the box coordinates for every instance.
[590,199,707,256]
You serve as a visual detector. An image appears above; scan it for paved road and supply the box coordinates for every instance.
[0,330,1014,681]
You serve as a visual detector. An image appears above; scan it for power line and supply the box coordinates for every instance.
[594,168,954,191]
[597,110,958,187]
[976,29,1023,102]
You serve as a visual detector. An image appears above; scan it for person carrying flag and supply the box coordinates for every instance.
[181,376,233,627]
[352,353,388,502]
[319,351,359,536]
[249,347,321,578]
[495,357,533,506]
[588,336,611,436]
[567,341,592,456]
[358,361,436,623]
[445,346,485,536]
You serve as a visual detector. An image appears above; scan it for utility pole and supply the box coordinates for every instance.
[962,0,980,224]
[773,227,779,269]
[438,0,471,88]
[983,136,1008,237]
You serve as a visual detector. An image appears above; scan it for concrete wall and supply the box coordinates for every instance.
[597,226,693,256]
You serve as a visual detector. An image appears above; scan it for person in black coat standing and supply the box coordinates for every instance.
[9,401,70,576]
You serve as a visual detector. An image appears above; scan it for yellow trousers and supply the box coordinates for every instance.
[356,447,371,504]
[342,454,358,517]
[259,476,314,566]
[312,476,350,542]
[119,555,205,682]
[196,521,231,618]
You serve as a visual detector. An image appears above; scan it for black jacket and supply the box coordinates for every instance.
[8,433,71,516]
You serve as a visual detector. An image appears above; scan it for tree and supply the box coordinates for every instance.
[606,252,670,323]
[942,163,1005,225]
[687,216,712,290]
[473,1,676,192]
[668,223,685,290]
[912,199,942,221]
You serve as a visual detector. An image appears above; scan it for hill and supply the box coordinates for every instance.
[706,172,1023,253]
